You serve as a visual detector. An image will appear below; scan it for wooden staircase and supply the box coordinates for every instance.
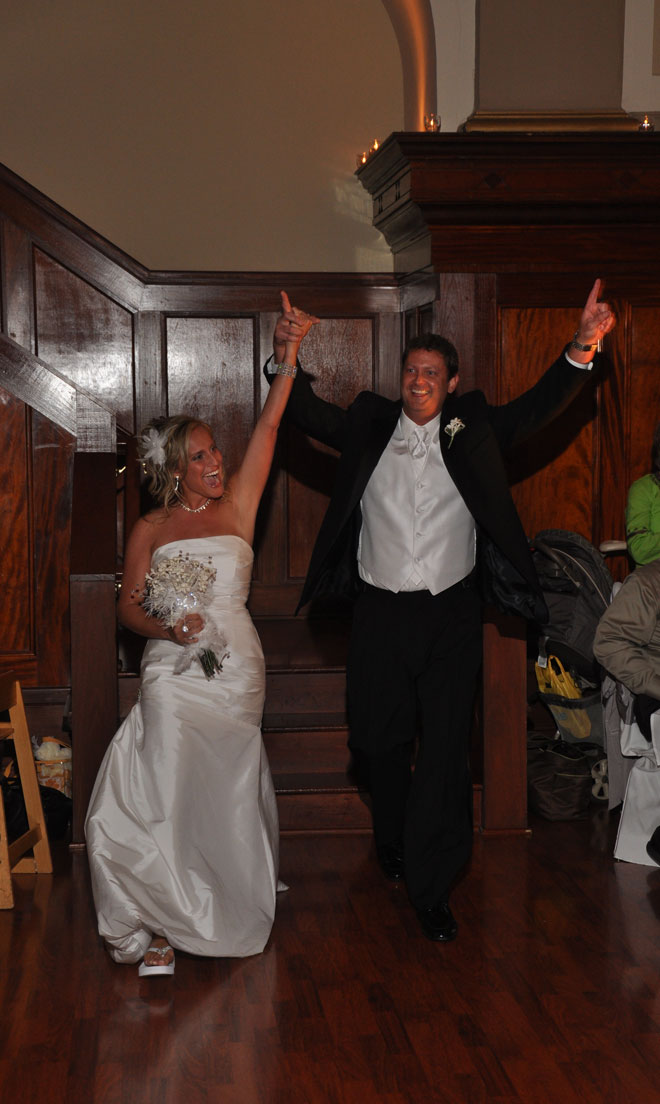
[256,616,372,834]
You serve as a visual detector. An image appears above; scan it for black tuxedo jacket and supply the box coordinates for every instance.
[269,350,594,622]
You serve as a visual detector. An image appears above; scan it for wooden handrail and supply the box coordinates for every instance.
[0,331,116,451]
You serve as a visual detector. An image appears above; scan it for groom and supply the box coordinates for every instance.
[267,282,615,941]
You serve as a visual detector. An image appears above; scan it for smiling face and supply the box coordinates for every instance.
[176,425,224,506]
[400,349,459,425]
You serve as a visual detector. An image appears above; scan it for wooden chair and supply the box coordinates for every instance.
[0,672,53,908]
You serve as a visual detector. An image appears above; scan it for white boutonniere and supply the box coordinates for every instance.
[444,417,465,448]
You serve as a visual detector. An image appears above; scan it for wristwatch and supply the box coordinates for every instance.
[569,332,598,353]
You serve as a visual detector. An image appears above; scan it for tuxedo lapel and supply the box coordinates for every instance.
[352,406,399,497]
[307,401,397,554]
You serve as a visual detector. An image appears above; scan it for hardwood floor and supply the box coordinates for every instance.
[2,813,660,1103]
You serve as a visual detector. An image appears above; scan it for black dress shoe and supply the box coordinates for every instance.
[416,901,458,942]
[647,826,660,865]
[376,842,405,881]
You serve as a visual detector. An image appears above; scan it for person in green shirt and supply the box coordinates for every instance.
[626,423,660,565]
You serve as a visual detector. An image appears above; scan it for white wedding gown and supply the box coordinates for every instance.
[85,535,280,963]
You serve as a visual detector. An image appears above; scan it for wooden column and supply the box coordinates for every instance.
[70,452,118,845]
[481,611,528,833]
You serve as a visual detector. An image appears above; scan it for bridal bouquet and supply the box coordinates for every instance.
[142,552,230,679]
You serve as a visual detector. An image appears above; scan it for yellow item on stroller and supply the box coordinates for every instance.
[535,655,593,741]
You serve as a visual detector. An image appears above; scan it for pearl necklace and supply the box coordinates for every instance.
[178,497,212,514]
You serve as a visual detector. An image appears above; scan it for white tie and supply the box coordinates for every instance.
[408,427,429,459]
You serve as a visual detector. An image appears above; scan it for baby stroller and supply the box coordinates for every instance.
[531,528,614,689]
[527,529,614,816]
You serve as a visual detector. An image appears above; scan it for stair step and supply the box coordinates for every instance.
[265,670,346,718]
[256,615,350,670]
[274,770,358,794]
[263,709,347,730]
[264,727,350,773]
[276,789,372,834]
[276,780,483,834]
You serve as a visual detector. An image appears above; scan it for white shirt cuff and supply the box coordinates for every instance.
[565,351,593,370]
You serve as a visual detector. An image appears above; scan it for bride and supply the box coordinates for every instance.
[85,293,316,976]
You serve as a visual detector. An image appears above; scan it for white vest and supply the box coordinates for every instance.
[358,411,475,594]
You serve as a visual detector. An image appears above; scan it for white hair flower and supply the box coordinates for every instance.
[140,426,168,468]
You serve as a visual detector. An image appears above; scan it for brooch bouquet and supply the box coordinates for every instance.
[142,552,229,679]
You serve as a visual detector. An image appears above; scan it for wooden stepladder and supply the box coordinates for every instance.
[0,672,53,908]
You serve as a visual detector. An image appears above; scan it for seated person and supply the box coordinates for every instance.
[625,422,660,565]
[594,561,660,863]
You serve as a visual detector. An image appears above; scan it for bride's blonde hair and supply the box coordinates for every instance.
[138,415,213,511]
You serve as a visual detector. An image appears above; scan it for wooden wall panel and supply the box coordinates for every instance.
[31,411,75,685]
[500,306,599,543]
[0,387,32,657]
[629,306,660,485]
[285,317,375,580]
[165,315,255,481]
[34,250,134,432]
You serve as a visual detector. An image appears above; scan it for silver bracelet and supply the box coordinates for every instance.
[275,362,297,378]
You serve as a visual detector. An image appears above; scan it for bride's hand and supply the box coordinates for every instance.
[169,613,204,644]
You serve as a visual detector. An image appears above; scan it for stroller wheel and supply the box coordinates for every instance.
[591,758,609,801]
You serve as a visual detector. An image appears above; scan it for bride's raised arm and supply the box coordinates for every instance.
[230,291,318,529]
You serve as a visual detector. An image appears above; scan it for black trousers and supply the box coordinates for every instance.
[347,578,482,909]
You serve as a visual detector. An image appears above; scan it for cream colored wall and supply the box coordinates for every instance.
[623,0,660,116]
[0,0,402,272]
[476,0,625,112]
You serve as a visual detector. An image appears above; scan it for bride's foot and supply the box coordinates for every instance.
[138,936,175,976]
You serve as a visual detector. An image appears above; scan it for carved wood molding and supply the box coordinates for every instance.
[356,131,660,273]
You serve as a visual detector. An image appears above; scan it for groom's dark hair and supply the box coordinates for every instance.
[402,334,459,379]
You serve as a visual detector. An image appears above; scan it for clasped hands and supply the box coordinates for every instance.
[274,290,319,362]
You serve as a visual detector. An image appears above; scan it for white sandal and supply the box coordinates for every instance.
[138,943,175,977]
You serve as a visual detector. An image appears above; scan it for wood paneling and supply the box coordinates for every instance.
[31,411,75,686]
[629,306,660,483]
[0,388,74,688]
[501,306,599,542]
[165,315,255,480]
[34,249,135,433]
[0,388,32,657]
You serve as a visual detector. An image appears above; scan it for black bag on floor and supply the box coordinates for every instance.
[527,738,605,821]
[1,776,72,841]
